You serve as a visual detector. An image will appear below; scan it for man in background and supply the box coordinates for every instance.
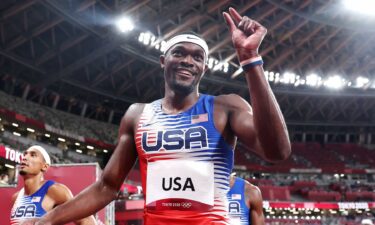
[228,173,265,225]
[10,145,96,225]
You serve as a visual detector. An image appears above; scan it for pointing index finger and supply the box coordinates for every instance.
[229,7,243,26]
[223,12,237,33]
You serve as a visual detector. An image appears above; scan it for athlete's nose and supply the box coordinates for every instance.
[180,55,194,67]
[21,153,29,162]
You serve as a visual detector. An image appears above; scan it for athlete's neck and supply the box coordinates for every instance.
[162,91,200,114]
[229,176,235,188]
[23,174,45,195]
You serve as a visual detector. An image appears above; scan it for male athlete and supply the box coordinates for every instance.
[227,173,265,225]
[11,145,96,225]
[22,7,290,225]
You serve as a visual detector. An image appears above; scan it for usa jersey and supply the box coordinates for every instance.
[135,94,234,225]
[10,180,55,225]
[227,177,250,225]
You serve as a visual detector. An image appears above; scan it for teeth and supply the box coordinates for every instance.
[177,70,192,76]
[177,69,193,73]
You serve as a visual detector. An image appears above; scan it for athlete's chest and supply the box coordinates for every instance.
[136,112,211,153]
[11,195,50,219]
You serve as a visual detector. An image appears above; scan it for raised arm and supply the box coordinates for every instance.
[29,104,142,225]
[223,8,291,162]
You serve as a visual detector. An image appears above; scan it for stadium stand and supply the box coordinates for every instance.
[0,91,118,143]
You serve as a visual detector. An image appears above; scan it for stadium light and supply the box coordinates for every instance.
[26,128,35,132]
[116,17,134,32]
[133,31,371,90]
[58,137,66,142]
[75,142,80,146]
[306,73,322,87]
[324,75,345,89]
[12,123,18,127]
[5,164,14,169]
[343,0,375,16]
[87,145,94,150]
[76,149,83,153]
[356,76,369,88]
[281,72,296,84]
[103,149,108,153]
[45,133,50,138]
[13,132,21,136]
[274,72,280,83]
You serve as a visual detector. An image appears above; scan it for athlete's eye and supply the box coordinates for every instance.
[172,50,183,56]
[194,54,204,62]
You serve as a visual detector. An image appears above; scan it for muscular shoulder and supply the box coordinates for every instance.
[244,181,262,203]
[119,103,146,133]
[215,94,252,112]
[126,103,146,116]
[121,103,146,125]
[47,183,73,205]
[245,182,261,195]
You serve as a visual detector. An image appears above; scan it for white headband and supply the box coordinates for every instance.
[163,34,209,58]
[29,145,51,165]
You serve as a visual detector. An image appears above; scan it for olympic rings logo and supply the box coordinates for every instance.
[181,202,192,208]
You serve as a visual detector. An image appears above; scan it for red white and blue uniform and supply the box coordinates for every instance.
[135,94,234,224]
[10,180,55,225]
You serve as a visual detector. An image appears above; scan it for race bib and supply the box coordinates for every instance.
[146,160,214,210]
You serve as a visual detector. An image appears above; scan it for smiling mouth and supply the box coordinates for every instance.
[175,69,195,77]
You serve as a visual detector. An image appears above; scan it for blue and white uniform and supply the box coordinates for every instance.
[227,177,250,225]
[10,180,55,225]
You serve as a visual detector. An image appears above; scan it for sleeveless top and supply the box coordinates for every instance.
[10,180,55,225]
[227,177,250,225]
[135,94,234,224]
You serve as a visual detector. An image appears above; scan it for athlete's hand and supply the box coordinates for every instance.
[223,7,267,61]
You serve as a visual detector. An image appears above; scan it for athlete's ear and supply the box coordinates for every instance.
[160,55,165,69]
[41,163,49,173]
[204,63,208,73]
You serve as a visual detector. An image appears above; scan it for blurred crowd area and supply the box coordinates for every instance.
[0,90,118,144]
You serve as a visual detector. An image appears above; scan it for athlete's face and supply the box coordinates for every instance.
[19,148,48,176]
[160,42,208,95]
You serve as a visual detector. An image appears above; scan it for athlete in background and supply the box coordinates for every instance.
[228,173,265,225]
[10,145,96,225]
[21,7,290,225]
